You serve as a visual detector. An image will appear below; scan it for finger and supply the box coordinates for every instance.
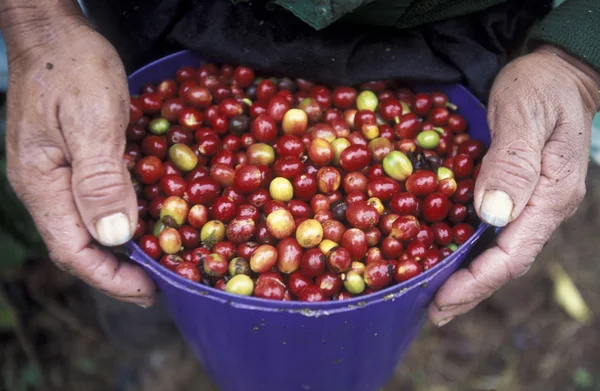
[16,163,156,306]
[429,124,588,326]
[59,74,138,247]
[473,82,552,227]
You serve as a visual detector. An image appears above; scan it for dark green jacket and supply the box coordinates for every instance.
[246,0,600,73]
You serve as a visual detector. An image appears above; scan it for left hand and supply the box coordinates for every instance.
[428,45,600,326]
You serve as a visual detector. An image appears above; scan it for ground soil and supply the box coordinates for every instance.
[2,165,600,391]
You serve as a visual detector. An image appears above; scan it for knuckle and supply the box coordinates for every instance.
[72,156,129,203]
[481,146,541,190]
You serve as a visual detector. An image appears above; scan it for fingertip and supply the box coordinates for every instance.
[479,189,514,227]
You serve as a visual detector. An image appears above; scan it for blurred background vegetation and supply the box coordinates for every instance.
[1,90,600,390]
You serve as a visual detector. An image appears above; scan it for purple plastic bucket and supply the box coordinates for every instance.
[124,50,493,391]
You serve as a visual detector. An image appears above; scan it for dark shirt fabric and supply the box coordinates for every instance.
[81,0,552,101]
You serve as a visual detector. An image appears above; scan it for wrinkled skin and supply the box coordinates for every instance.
[3,3,599,317]
[428,45,600,326]
[3,5,154,306]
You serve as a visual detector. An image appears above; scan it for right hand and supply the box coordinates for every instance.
[4,9,155,306]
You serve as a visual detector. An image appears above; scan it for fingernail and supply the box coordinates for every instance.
[95,212,132,246]
[436,317,455,327]
[137,303,149,309]
[479,190,513,227]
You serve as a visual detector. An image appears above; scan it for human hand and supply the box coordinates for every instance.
[3,4,155,307]
[429,45,600,326]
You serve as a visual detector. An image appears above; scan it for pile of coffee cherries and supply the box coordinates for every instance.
[127,62,485,302]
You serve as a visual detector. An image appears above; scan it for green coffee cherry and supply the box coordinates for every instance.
[357,90,378,112]
[416,130,440,149]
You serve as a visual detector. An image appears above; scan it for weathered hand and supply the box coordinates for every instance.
[3,4,155,306]
[429,45,600,326]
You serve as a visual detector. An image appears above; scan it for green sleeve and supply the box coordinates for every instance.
[528,0,600,73]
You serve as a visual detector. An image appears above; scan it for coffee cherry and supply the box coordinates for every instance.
[226,274,254,296]
[394,259,422,282]
[364,261,393,290]
[296,219,324,248]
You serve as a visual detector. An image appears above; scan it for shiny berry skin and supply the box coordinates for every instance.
[160,175,186,197]
[308,138,334,166]
[167,126,193,146]
[378,214,399,236]
[233,66,255,88]
[379,97,403,122]
[321,220,345,243]
[405,171,438,196]
[332,86,357,109]
[292,174,318,201]
[448,203,468,224]
[342,171,367,194]
[440,247,453,259]
[254,279,286,301]
[256,79,277,102]
[395,113,421,138]
[394,259,422,282]
[422,249,442,271]
[159,254,183,271]
[422,193,451,222]
[316,166,342,194]
[406,242,427,261]
[135,156,165,184]
[363,261,393,290]
[297,285,326,302]
[345,190,367,204]
[233,165,262,193]
[213,241,236,262]
[431,222,453,247]
[140,92,162,114]
[276,135,305,158]
[210,196,237,223]
[273,156,303,179]
[453,223,475,244]
[148,197,165,219]
[247,188,271,209]
[139,235,161,259]
[365,227,382,247]
[267,95,291,122]
[327,247,352,274]
[453,154,474,179]
[390,192,419,215]
[448,114,467,133]
[184,86,213,108]
[301,248,326,277]
[141,135,168,159]
[428,107,450,126]
[178,109,203,132]
[341,228,368,262]
[289,271,313,297]
[175,262,201,282]
[275,237,303,274]
[175,66,196,82]
[316,273,343,297]
[345,201,380,230]
[367,178,400,202]
[251,114,278,142]
[185,177,221,205]
[381,236,403,260]
[340,145,372,172]
[201,253,228,278]
[412,93,433,116]
[453,179,475,204]
[391,215,420,241]
[130,97,144,123]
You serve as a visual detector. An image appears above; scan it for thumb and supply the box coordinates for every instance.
[71,152,138,247]
[474,99,547,227]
